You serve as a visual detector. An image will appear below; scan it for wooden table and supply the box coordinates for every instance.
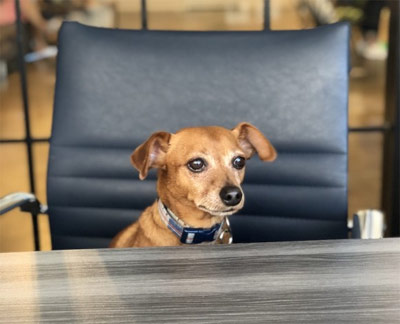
[1,239,399,323]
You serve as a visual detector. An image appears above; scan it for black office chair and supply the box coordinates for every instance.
[2,22,357,249]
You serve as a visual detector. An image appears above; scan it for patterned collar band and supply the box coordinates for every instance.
[157,199,225,244]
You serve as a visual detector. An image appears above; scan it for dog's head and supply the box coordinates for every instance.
[131,122,277,217]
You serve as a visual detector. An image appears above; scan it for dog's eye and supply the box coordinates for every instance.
[187,158,206,172]
[232,156,246,170]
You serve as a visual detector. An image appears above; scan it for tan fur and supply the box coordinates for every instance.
[110,122,276,248]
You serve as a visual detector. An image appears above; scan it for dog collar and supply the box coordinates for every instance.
[157,199,227,244]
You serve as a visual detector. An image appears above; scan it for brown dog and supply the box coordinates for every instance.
[110,122,276,248]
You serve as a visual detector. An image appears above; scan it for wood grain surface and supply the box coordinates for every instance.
[1,239,399,323]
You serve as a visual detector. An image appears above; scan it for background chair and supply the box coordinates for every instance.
[2,21,355,249]
[47,22,351,249]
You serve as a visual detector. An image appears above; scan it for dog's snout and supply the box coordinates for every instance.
[219,186,242,206]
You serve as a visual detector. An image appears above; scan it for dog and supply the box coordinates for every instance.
[109,122,277,248]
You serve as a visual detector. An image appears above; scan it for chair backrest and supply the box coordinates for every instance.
[48,22,350,249]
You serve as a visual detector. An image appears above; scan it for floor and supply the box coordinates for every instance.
[0,3,387,252]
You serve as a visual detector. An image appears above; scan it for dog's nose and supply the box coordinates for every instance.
[219,186,242,206]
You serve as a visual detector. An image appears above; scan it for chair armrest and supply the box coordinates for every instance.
[0,192,47,215]
[348,209,385,239]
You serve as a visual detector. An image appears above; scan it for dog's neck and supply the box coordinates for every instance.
[158,192,221,229]
[156,198,227,245]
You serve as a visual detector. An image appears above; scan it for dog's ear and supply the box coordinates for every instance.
[232,122,277,161]
[131,131,171,180]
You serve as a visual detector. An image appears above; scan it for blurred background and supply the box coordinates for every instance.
[0,0,398,251]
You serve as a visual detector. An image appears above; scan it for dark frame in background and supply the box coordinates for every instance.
[1,0,398,251]
[382,0,400,237]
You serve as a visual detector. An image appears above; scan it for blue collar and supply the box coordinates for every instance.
[157,199,226,244]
